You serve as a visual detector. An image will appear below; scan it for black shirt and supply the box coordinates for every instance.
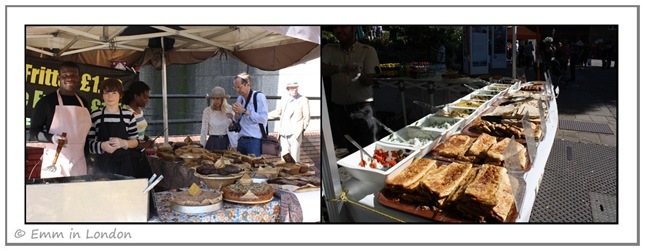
[29,90,91,143]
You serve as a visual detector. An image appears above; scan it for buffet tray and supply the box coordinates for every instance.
[377,188,519,223]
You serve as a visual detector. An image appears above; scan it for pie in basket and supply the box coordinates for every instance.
[222,174,274,202]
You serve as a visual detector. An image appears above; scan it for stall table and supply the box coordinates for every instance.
[341,83,558,222]
[149,188,321,222]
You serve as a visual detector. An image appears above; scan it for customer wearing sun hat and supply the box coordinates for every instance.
[268,82,310,162]
[200,86,234,151]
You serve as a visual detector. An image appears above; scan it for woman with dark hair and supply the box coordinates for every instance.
[123,80,154,178]
[88,79,139,176]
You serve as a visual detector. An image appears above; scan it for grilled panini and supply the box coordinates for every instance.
[467,133,497,158]
[462,164,505,206]
[435,134,474,158]
[418,162,473,200]
[386,158,438,193]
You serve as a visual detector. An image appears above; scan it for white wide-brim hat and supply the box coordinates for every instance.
[286,82,299,88]
[208,86,230,99]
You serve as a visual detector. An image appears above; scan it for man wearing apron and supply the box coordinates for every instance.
[29,62,92,178]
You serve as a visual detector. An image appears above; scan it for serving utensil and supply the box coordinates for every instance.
[499,97,533,106]
[141,128,167,152]
[344,134,372,163]
[461,83,479,92]
[371,117,407,143]
[143,174,164,194]
[44,132,67,172]
[412,100,446,112]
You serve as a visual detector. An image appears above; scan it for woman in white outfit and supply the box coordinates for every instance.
[200,86,234,150]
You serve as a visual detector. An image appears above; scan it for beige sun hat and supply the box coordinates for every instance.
[286,82,299,88]
[208,86,230,99]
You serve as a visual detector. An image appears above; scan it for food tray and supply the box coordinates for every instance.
[171,200,223,214]
[377,189,519,223]
[379,126,443,158]
[461,116,545,144]
[336,141,419,187]
[409,115,463,132]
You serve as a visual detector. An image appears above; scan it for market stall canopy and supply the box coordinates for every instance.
[26,26,320,71]
[507,26,537,40]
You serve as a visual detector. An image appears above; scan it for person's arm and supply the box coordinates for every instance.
[29,96,53,143]
[200,108,209,146]
[267,97,284,120]
[321,62,343,77]
[358,46,380,87]
[302,97,310,131]
[87,111,104,154]
[124,112,140,149]
[247,93,269,125]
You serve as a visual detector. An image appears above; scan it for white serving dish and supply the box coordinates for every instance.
[380,126,443,158]
[336,141,419,187]
[410,114,463,132]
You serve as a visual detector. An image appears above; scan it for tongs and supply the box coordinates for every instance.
[141,128,167,152]
[371,117,407,143]
[45,132,67,172]
[413,100,446,112]
[143,174,164,194]
[499,97,533,106]
[462,83,479,92]
[344,134,373,163]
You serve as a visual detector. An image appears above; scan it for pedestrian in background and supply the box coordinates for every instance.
[268,82,310,162]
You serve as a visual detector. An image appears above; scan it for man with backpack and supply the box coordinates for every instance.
[231,72,268,156]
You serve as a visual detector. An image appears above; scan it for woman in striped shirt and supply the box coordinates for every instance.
[88,78,139,177]
[123,80,153,178]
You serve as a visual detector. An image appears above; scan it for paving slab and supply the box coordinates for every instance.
[588,115,609,123]
[598,134,617,147]
[576,132,601,144]
[574,114,594,122]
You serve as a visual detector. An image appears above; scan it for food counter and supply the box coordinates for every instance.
[335,80,557,222]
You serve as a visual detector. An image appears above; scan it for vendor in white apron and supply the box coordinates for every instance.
[29,62,92,178]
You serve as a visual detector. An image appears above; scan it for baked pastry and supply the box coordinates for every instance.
[462,164,505,206]
[222,174,275,202]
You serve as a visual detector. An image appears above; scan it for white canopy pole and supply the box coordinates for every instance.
[161,37,169,144]
[512,26,517,79]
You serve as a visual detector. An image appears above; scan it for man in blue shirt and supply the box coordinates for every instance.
[231,72,268,156]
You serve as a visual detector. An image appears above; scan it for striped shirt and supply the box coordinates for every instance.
[88,108,138,154]
[124,105,148,140]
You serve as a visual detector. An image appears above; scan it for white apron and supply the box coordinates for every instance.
[40,90,92,178]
